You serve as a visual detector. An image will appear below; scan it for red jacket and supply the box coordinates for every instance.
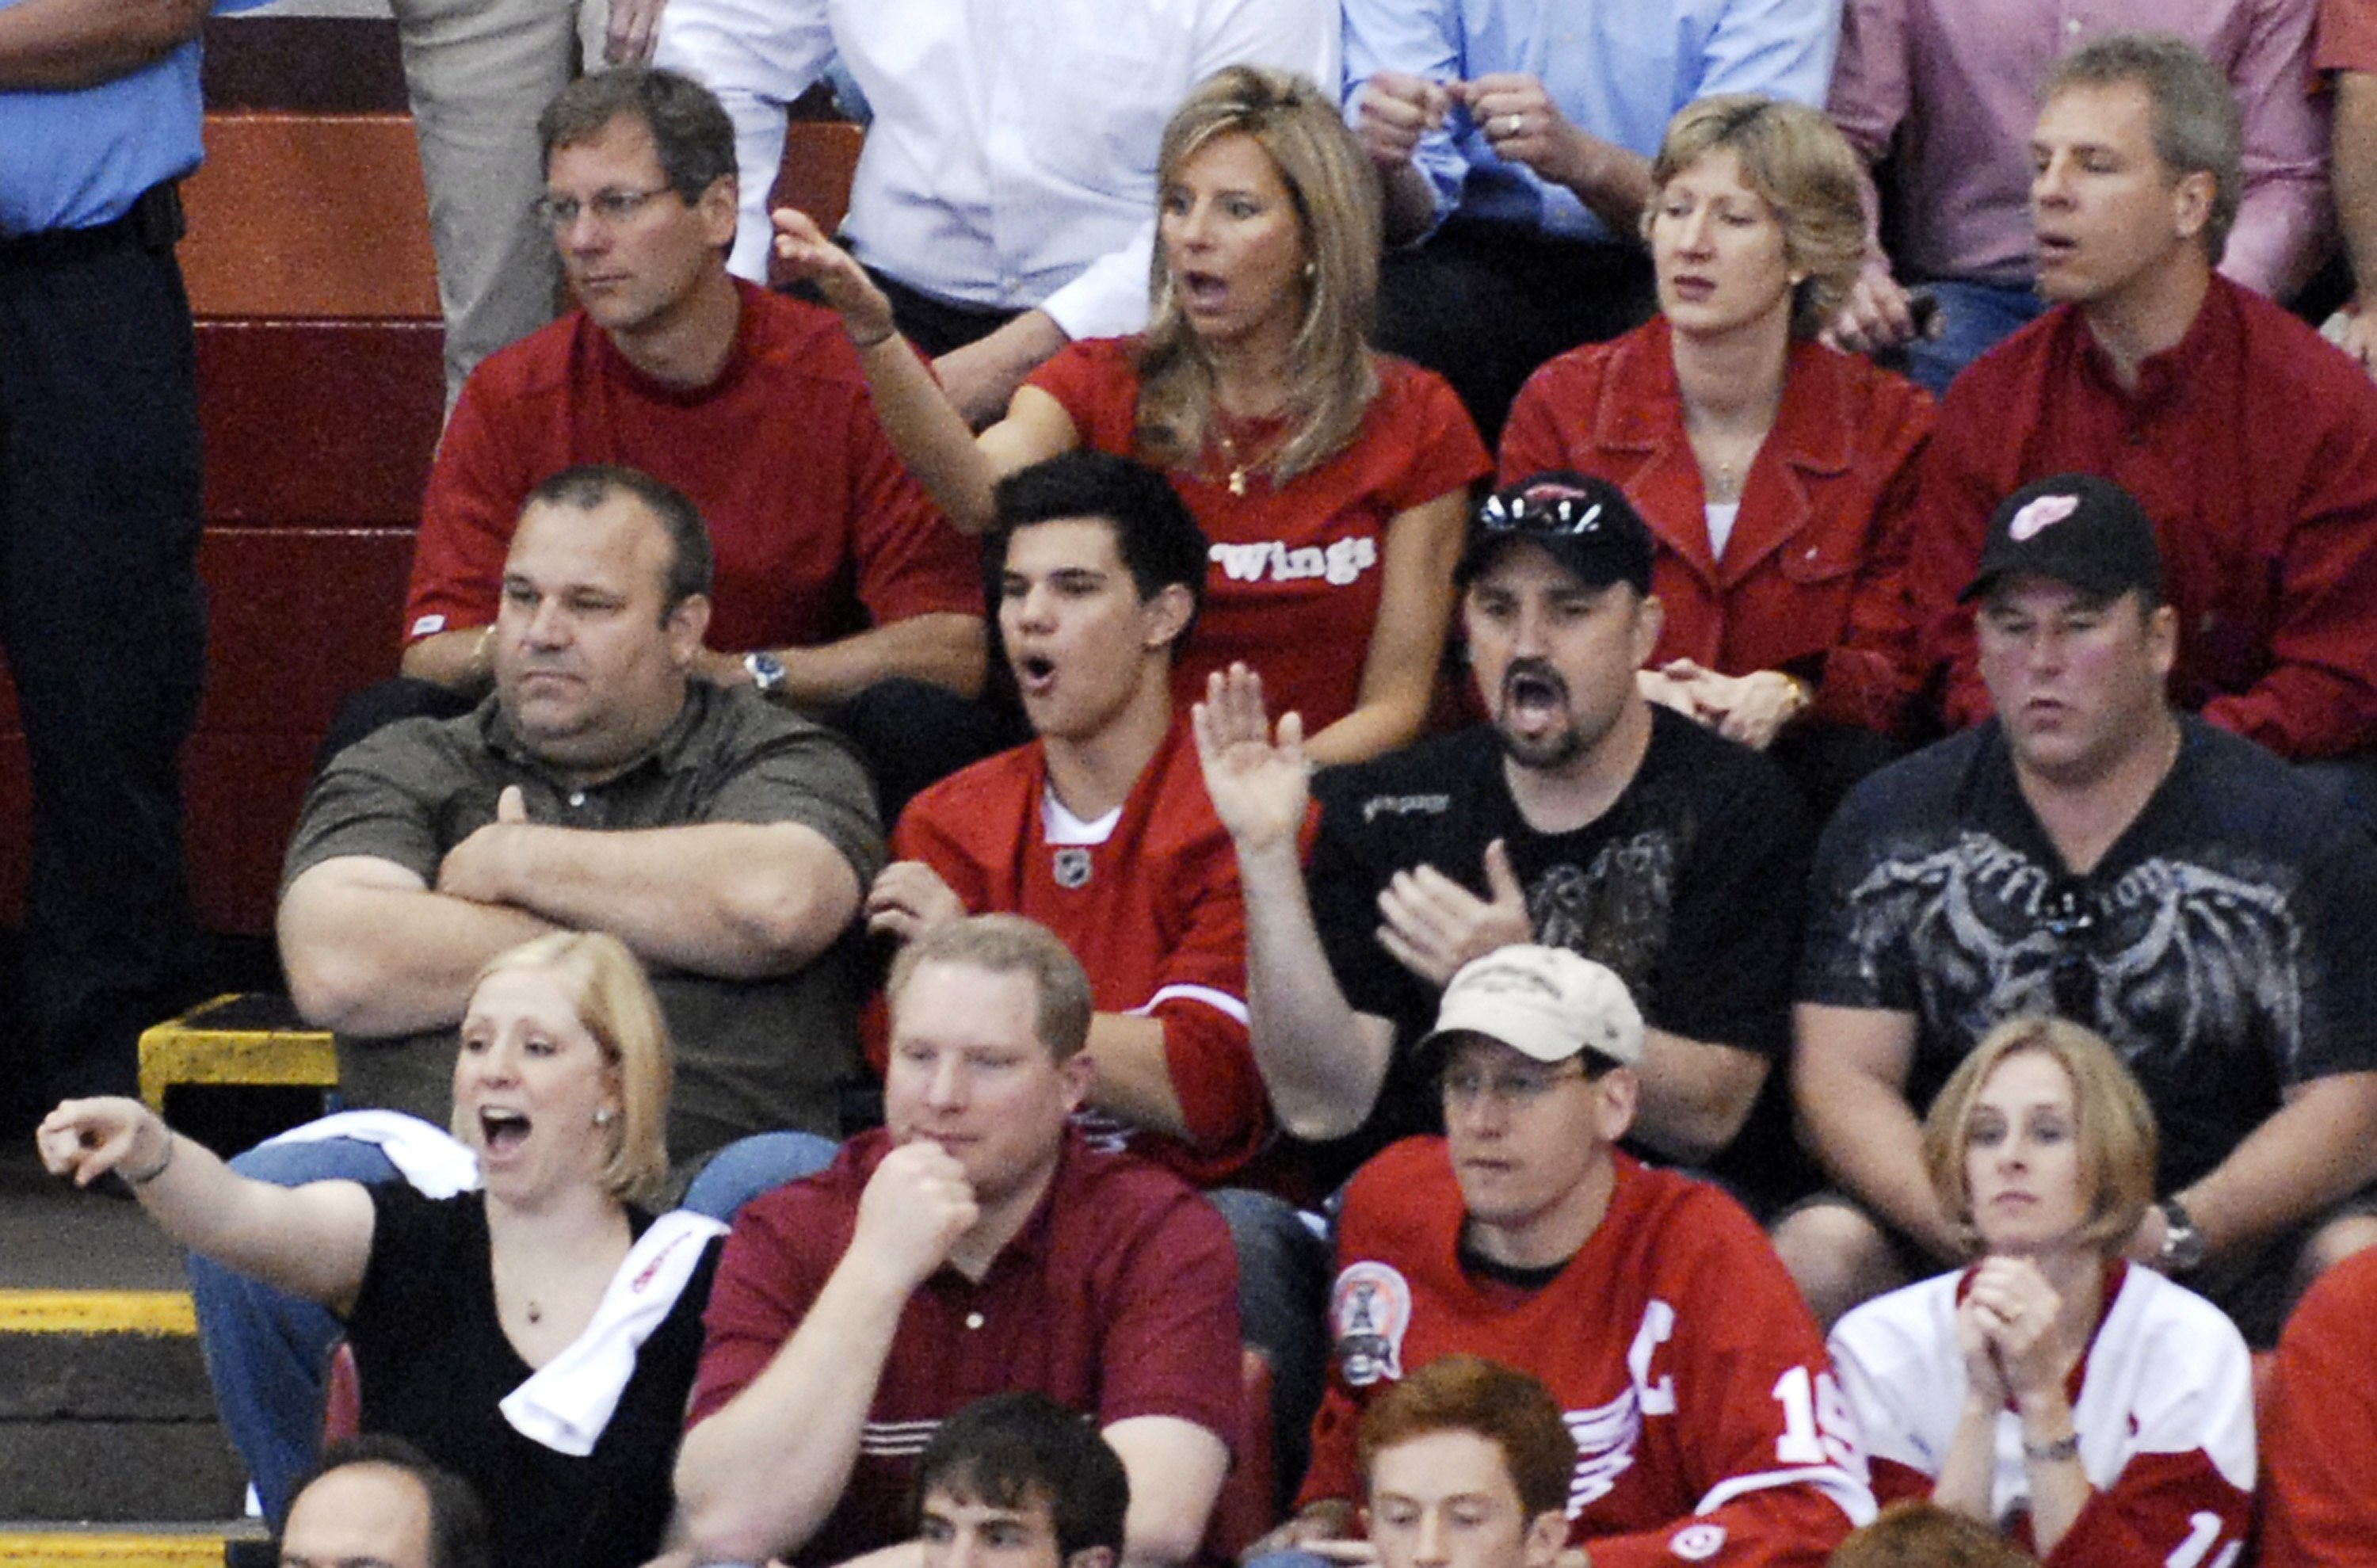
[1905,277,2377,759]
[1502,317,1934,736]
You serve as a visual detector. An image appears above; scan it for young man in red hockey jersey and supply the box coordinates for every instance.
[863,448,1267,1187]
[1267,944,1875,1568]
[863,451,1331,1490]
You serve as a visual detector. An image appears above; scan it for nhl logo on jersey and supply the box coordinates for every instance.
[1666,1524,1726,1562]
[1052,848,1093,889]
[1330,1261,1413,1387]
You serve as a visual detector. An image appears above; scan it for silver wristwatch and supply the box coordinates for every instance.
[743,650,788,696]
[2158,1197,2207,1272]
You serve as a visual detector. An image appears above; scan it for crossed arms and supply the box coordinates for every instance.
[280,779,867,1038]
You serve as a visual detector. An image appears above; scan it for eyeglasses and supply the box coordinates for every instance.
[532,186,679,231]
[2042,886,2098,1021]
[1440,1062,1587,1106]
[1478,484,1615,536]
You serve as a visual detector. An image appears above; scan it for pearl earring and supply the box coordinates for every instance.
[593,1107,616,1127]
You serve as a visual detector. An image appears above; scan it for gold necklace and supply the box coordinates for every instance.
[1686,411,1773,505]
[1212,414,1282,497]
[1215,426,1253,497]
[1704,452,1747,505]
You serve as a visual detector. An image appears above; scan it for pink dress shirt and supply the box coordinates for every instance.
[1828,0,2330,299]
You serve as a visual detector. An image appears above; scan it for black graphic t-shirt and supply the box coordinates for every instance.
[1802,718,2377,1191]
[1308,708,1811,1192]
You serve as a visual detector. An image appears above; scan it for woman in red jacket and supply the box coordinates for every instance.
[1501,95,1933,813]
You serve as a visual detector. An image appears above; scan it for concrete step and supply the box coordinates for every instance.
[0,1291,247,1525]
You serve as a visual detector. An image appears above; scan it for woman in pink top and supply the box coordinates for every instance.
[777,66,1488,766]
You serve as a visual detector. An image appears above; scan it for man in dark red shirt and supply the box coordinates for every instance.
[2320,0,2377,380]
[1902,32,2377,768]
[401,67,984,719]
[673,914,1240,1568]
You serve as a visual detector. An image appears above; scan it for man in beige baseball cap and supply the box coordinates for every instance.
[1265,943,1875,1566]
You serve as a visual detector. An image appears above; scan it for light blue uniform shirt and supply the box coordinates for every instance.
[1341,0,1841,244]
[0,0,269,235]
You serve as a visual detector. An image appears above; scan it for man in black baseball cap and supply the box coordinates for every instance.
[1949,471,2180,795]
[1196,469,1811,1202]
[1453,471,1657,596]
[1785,469,2377,1345]
[1957,472,2165,609]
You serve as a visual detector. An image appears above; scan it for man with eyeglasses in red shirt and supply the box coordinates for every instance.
[1255,947,1874,1568]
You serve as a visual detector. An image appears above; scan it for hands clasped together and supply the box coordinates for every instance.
[1637,661,1807,750]
[1955,1255,2079,1413]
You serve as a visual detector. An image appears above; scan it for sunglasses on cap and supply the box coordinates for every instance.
[1478,483,1621,536]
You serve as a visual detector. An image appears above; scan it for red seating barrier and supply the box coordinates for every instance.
[0,49,864,937]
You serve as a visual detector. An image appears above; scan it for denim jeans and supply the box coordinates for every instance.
[1208,1186,1333,1507]
[1902,277,2049,398]
[190,1129,838,1523]
[187,1137,403,1525]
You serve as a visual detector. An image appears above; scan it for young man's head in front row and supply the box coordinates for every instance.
[987,451,1209,746]
[1454,473,1663,776]
[913,1391,1131,1568]
[280,1434,490,1568]
[1356,1355,1578,1568]
[1421,945,1645,1270]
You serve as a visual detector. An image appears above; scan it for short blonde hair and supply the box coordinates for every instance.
[1138,65,1382,483]
[1921,1017,2158,1258]
[886,914,1094,1063]
[1646,94,1867,339]
[464,932,673,1205]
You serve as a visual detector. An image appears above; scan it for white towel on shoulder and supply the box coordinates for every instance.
[262,1109,482,1198]
[500,1211,728,1456]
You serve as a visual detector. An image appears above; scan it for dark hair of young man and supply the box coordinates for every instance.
[987,451,1210,652]
[910,1391,1132,1561]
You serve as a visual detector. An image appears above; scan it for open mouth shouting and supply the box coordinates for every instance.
[1013,650,1059,699]
[1501,660,1570,728]
[1494,658,1589,768]
[1180,269,1228,314]
[478,1107,532,1159]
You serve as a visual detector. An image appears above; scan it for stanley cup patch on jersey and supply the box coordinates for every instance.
[1330,1261,1414,1387]
[1668,1523,1727,1561]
